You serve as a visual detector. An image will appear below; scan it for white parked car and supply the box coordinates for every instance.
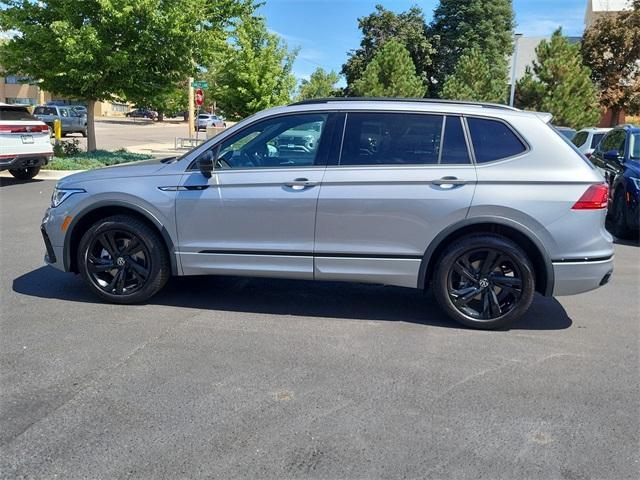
[0,103,53,180]
[195,114,226,131]
[571,127,611,158]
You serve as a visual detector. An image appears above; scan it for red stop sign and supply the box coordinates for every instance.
[195,88,204,106]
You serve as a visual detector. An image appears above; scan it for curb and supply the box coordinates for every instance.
[0,169,86,181]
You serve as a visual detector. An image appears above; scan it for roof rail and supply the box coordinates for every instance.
[289,97,520,111]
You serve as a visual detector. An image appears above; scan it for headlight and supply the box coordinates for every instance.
[631,177,640,191]
[51,186,85,208]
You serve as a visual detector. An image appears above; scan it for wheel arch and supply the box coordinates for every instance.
[418,218,554,296]
[64,201,178,275]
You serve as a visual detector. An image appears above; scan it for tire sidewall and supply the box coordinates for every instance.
[77,217,166,304]
[433,236,536,329]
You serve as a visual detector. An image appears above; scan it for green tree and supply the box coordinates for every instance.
[429,0,515,96]
[213,16,297,120]
[581,0,640,125]
[352,40,425,98]
[342,4,433,94]
[441,48,509,103]
[0,0,252,150]
[516,29,600,129]
[296,68,341,101]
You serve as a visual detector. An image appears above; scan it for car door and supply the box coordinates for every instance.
[314,111,477,288]
[593,130,626,187]
[58,107,73,133]
[175,112,338,279]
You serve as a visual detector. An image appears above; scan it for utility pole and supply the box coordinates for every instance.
[509,34,523,107]
[188,76,195,138]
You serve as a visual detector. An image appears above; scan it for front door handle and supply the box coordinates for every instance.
[284,178,318,190]
[431,176,466,189]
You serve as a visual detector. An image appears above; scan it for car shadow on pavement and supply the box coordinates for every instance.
[0,177,45,187]
[13,266,572,331]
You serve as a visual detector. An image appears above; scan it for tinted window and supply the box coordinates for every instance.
[33,106,57,116]
[340,113,443,166]
[198,114,210,119]
[591,133,605,149]
[440,116,470,164]
[467,117,527,163]
[572,132,588,148]
[211,113,328,169]
[0,106,36,121]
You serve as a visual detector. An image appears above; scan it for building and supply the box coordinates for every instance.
[0,75,130,116]
[585,0,633,27]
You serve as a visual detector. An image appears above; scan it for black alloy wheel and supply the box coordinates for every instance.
[447,248,523,321]
[78,215,170,304]
[433,235,535,329]
[86,229,151,296]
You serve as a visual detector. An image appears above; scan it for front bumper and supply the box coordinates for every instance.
[41,209,68,272]
[0,152,51,171]
[552,256,614,296]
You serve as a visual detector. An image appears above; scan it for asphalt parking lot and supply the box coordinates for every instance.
[1,178,639,479]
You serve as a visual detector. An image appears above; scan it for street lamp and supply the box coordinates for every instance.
[509,33,523,107]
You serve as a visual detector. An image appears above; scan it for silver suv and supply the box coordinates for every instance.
[40,99,614,329]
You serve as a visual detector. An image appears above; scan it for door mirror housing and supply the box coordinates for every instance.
[603,150,621,162]
[197,154,214,177]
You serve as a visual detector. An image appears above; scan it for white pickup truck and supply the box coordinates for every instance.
[0,103,53,180]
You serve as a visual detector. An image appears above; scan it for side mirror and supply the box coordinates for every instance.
[197,154,214,177]
[603,150,620,162]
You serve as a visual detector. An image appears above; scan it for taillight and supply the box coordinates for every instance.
[0,124,50,133]
[572,183,609,210]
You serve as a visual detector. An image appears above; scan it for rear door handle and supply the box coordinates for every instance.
[284,178,318,190]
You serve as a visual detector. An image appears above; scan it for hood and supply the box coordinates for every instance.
[625,159,640,177]
[58,158,170,187]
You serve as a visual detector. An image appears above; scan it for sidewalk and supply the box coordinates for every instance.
[126,142,190,158]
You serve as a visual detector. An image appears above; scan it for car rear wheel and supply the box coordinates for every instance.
[9,166,40,180]
[433,235,535,329]
[77,215,170,304]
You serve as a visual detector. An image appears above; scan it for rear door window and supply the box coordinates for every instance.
[467,117,527,163]
[0,106,36,121]
[572,132,588,148]
[340,112,443,166]
[440,116,470,164]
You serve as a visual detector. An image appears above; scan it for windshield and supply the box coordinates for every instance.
[0,106,37,121]
[630,133,640,160]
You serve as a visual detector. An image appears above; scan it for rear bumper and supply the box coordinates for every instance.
[552,256,614,296]
[0,152,51,171]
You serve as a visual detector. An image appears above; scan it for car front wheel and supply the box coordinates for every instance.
[433,234,535,329]
[77,215,170,304]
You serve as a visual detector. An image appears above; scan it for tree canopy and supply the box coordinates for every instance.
[581,0,640,123]
[429,0,515,96]
[296,68,341,101]
[516,29,600,129]
[351,40,425,98]
[342,4,433,95]
[212,16,297,120]
[0,0,253,149]
[441,48,509,103]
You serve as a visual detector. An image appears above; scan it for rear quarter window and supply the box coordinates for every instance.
[0,106,37,121]
[467,117,527,163]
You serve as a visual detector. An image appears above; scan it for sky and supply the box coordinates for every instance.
[258,0,590,82]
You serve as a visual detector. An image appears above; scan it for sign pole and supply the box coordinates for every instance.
[188,76,195,139]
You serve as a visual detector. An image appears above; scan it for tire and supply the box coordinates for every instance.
[9,166,40,180]
[609,190,634,239]
[432,234,536,329]
[77,215,170,304]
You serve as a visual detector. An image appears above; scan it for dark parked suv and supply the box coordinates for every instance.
[590,124,640,239]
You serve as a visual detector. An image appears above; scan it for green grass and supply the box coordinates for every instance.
[43,149,154,170]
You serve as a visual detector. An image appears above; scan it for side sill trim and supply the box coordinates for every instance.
[196,250,422,260]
